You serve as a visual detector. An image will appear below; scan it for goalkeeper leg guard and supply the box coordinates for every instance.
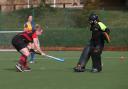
[74,45,91,72]
[91,46,103,72]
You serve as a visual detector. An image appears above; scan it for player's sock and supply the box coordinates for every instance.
[19,55,27,68]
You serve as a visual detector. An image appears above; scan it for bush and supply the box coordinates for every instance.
[83,0,101,10]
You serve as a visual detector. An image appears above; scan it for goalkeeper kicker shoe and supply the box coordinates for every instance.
[91,68,102,73]
[74,65,85,72]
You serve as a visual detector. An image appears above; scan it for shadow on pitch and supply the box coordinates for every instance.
[3,68,17,72]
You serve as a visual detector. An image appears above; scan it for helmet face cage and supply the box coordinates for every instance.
[89,14,99,24]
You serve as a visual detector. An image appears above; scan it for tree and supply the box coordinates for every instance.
[83,0,101,10]
[40,0,46,7]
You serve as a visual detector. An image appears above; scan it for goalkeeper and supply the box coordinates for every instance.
[12,24,45,72]
[74,13,111,72]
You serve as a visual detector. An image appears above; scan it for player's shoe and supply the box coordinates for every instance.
[29,61,35,64]
[73,65,85,72]
[15,63,24,72]
[23,67,31,72]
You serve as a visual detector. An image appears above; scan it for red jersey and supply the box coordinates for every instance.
[19,31,37,43]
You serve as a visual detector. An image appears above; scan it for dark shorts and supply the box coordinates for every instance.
[12,35,28,51]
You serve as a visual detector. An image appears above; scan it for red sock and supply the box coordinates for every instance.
[19,55,28,67]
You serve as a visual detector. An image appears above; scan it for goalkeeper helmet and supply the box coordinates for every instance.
[89,13,99,21]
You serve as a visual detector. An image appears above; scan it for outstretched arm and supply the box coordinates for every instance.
[33,38,45,55]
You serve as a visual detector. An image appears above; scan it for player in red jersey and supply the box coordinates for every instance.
[12,24,45,72]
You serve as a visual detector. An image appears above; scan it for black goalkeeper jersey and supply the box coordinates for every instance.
[90,22,106,46]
